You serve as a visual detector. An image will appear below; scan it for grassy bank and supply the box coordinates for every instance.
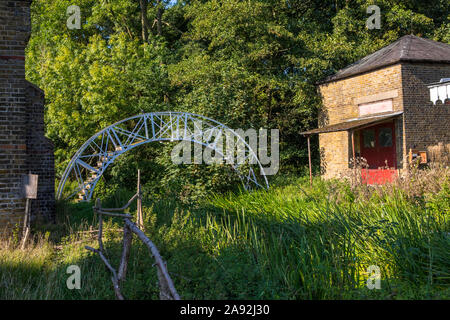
[1,175,449,299]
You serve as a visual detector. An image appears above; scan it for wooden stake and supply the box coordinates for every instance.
[351,130,356,184]
[85,246,125,300]
[125,219,180,300]
[89,189,180,300]
[307,135,312,188]
[137,170,144,230]
[352,130,356,160]
[96,198,104,253]
[20,198,31,250]
[118,224,132,283]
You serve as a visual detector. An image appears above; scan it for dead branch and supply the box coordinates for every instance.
[96,199,104,253]
[96,210,134,219]
[85,246,125,300]
[99,193,138,212]
[124,219,180,300]
[117,224,132,283]
[75,228,123,235]
[162,20,183,35]
[85,171,180,300]
[137,170,144,230]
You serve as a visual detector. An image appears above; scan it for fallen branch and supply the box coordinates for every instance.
[85,246,125,300]
[98,193,138,212]
[75,228,123,235]
[85,172,180,300]
[125,218,180,300]
[117,224,132,283]
[96,211,133,219]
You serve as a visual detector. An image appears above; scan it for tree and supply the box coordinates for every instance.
[26,0,449,199]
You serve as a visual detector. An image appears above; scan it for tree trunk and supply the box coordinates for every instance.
[156,0,163,36]
[139,0,150,43]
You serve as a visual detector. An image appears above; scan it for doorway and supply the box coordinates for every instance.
[358,120,397,184]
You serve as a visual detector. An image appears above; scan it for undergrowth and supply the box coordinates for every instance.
[0,171,449,300]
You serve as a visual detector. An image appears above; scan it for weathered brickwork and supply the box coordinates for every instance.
[26,83,55,222]
[401,63,450,153]
[0,1,54,234]
[318,64,405,179]
[317,59,450,179]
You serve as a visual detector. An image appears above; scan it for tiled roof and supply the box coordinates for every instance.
[321,35,450,84]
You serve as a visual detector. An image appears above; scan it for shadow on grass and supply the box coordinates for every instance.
[9,186,448,300]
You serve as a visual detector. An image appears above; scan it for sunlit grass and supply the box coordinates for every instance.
[0,176,449,299]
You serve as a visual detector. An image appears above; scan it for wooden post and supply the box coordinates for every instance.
[137,170,144,230]
[96,198,104,252]
[351,130,356,166]
[307,135,312,188]
[118,224,132,284]
[86,184,180,300]
[20,172,38,250]
[20,198,31,250]
[351,130,356,185]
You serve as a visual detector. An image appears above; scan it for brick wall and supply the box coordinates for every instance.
[401,63,450,154]
[0,0,54,234]
[317,61,450,180]
[26,82,55,222]
[318,64,404,179]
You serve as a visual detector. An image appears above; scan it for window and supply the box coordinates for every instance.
[363,129,375,148]
[379,127,393,147]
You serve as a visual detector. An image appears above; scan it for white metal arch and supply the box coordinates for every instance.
[57,112,269,201]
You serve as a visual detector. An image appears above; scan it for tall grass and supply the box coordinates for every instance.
[0,172,449,299]
[212,180,449,297]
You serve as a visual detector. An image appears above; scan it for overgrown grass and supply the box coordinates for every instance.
[1,175,449,299]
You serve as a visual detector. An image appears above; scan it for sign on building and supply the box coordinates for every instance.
[21,174,39,199]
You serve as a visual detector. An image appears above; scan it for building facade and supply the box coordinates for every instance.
[0,0,54,233]
[303,35,450,182]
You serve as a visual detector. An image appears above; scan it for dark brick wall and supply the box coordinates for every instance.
[26,82,55,222]
[0,0,54,233]
[401,63,450,153]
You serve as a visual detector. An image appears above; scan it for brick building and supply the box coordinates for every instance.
[0,0,54,233]
[302,35,450,183]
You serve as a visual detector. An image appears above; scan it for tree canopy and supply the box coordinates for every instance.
[26,0,450,199]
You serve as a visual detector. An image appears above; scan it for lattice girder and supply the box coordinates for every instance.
[57,112,269,201]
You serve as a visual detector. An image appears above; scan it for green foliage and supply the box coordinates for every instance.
[1,178,449,299]
[8,2,449,299]
[26,0,449,197]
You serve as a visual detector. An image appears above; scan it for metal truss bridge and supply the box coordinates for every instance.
[57,112,269,201]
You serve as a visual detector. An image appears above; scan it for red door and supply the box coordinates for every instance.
[359,121,397,184]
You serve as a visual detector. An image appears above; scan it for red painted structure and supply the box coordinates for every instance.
[359,121,397,184]
[361,168,398,184]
